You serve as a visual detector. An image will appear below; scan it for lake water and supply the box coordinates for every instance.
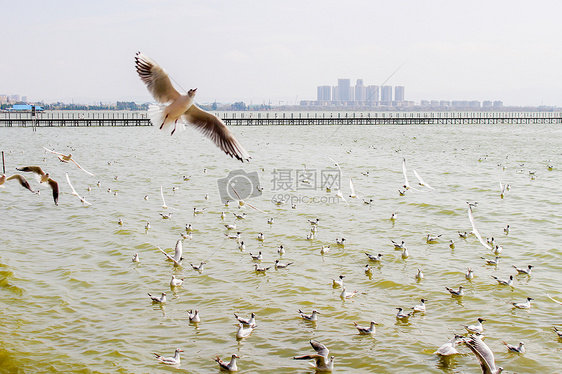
[0,123,561,373]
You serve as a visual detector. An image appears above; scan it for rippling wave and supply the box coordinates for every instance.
[1,123,561,373]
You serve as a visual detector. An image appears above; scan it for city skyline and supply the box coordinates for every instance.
[2,1,562,107]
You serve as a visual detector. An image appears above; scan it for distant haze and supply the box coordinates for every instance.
[2,0,562,106]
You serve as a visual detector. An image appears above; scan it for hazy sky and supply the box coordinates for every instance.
[2,0,562,106]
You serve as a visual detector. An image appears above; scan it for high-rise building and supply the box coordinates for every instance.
[365,85,380,103]
[338,79,351,101]
[381,86,392,104]
[317,85,331,101]
[394,86,405,102]
[355,79,366,102]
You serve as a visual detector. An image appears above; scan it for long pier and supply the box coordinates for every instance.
[1,110,561,127]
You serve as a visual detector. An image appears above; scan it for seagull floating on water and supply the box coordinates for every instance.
[170,275,184,287]
[512,264,533,276]
[482,256,500,266]
[396,307,412,320]
[187,309,200,323]
[236,323,256,339]
[446,286,464,297]
[434,335,465,356]
[491,275,514,287]
[512,297,533,309]
[340,287,358,299]
[426,234,442,243]
[464,318,486,334]
[253,263,271,273]
[365,252,383,262]
[274,259,293,269]
[298,309,320,321]
[391,240,406,249]
[466,268,475,280]
[215,354,239,372]
[354,321,378,335]
[503,341,525,354]
[132,253,140,263]
[234,312,256,327]
[415,269,424,280]
[293,340,334,372]
[148,292,167,303]
[250,251,262,261]
[277,245,285,256]
[154,348,183,365]
[332,275,345,288]
[190,262,206,272]
[134,52,250,161]
[412,298,426,313]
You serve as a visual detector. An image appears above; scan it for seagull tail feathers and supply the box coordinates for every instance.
[148,104,187,135]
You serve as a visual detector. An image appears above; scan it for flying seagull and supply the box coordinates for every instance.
[15,166,59,205]
[135,52,250,162]
[43,148,94,176]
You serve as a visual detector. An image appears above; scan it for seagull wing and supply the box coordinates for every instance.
[135,52,180,104]
[16,166,46,177]
[65,173,80,197]
[173,239,183,262]
[402,158,411,188]
[309,340,329,357]
[413,169,435,190]
[6,174,35,193]
[43,147,66,157]
[69,158,94,176]
[464,335,497,374]
[47,178,59,205]
[160,186,167,208]
[65,173,91,205]
[157,246,181,266]
[183,104,250,162]
[349,178,357,197]
[547,294,562,305]
[468,206,492,250]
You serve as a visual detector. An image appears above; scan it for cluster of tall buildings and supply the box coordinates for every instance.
[314,79,406,107]
[0,94,28,105]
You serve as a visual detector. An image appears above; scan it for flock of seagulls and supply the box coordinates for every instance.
[2,53,559,372]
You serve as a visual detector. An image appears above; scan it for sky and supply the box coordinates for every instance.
[2,0,562,107]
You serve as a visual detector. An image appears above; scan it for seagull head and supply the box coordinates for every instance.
[176,348,184,353]
[188,88,197,97]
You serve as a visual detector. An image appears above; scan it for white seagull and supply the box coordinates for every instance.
[413,169,435,190]
[412,298,426,313]
[170,275,184,287]
[503,341,525,354]
[215,354,239,372]
[512,265,533,276]
[464,318,486,334]
[293,340,334,372]
[298,309,320,321]
[365,252,383,262]
[463,335,503,374]
[132,253,140,263]
[332,275,345,288]
[340,287,358,299]
[157,239,183,266]
[43,148,94,176]
[154,348,183,365]
[274,259,293,269]
[187,309,200,323]
[354,321,378,335]
[491,275,514,287]
[148,292,166,303]
[65,173,92,205]
[469,206,492,250]
[512,297,533,309]
[446,286,464,297]
[135,52,250,161]
[434,335,464,356]
[234,312,256,327]
[235,323,255,339]
[396,307,412,320]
